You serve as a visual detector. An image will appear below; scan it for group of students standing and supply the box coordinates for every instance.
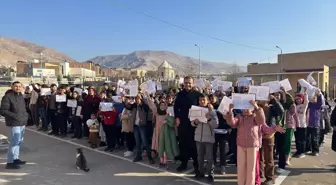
[17,76,336,185]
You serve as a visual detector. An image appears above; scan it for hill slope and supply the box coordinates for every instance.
[89,50,246,74]
[0,37,76,67]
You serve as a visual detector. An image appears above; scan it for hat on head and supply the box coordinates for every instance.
[295,93,305,101]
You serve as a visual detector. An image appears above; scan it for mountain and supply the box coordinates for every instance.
[89,50,246,74]
[0,37,76,67]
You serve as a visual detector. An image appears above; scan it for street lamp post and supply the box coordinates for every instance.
[40,53,43,69]
[195,44,201,78]
[276,46,283,80]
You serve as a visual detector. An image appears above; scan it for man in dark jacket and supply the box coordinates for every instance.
[174,76,202,173]
[0,81,28,169]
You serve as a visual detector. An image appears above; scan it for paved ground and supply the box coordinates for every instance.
[0,117,336,185]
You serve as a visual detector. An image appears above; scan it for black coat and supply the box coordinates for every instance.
[0,91,28,127]
[173,89,201,129]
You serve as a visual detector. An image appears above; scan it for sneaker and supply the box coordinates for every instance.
[262,180,275,185]
[207,174,214,182]
[306,151,312,154]
[148,156,155,164]
[48,131,54,135]
[99,142,106,147]
[13,159,26,165]
[292,152,300,158]
[5,163,20,169]
[312,152,319,156]
[124,151,133,157]
[298,154,306,158]
[104,147,111,152]
[133,156,142,163]
[220,166,226,174]
[108,148,114,153]
[276,168,285,174]
[176,163,187,172]
[162,164,168,170]
[194,172,205,180]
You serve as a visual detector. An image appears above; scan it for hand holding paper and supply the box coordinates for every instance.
[249,100,258,109]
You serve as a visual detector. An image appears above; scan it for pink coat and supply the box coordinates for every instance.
[227,108,265,148]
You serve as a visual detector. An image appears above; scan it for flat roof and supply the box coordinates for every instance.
[281,49,336,56]
[246,71,323,76]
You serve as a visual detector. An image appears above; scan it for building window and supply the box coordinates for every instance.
[161,72,164,77]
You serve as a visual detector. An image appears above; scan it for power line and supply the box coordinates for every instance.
[110,1,277,52]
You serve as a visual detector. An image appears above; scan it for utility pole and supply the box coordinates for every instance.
[40,53,43,69]
[195,44,201,78]
[276,46,283,80]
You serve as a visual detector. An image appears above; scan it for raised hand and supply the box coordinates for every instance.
[249,100,258,109]
[275,125,285,133]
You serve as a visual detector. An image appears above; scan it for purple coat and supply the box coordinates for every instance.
[307,95,322,128]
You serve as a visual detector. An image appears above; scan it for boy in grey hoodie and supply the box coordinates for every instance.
[191,94,219,182]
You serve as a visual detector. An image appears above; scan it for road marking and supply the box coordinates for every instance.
[25,127,210,185]
[274,170,290,185]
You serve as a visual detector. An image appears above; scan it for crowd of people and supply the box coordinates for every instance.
[1,76,336,185]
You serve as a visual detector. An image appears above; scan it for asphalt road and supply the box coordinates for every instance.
[0,117,335,185]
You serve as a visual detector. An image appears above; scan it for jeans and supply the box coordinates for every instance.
[134,125,151,158]
[7,126,25,163]
[72,116,82,138]
[56,113,67,134]
[124,132,135,151]
[276,133,286,169]
[197,142,214,175]
[104,124,117,149]
[294,127,307,155]
[39,108,48,129]
[48,109,57,133]
[306,127,320,154]
[213,134,228,166]
[30,104,39,126]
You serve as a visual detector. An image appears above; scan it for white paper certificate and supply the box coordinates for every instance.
[100,102,113,112]
[56,95,66,102]
[76,106,82,116]
[248,85,270,101]
[67,99,77,108]
[232,93,255,110]
[189,106,209,122]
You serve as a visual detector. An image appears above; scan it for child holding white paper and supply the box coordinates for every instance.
[223,100,265,185]
[191,94,218,182]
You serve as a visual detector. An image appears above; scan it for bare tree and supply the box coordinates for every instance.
[227,61,242,81]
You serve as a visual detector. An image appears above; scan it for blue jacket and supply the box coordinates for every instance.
[308,95,322,128]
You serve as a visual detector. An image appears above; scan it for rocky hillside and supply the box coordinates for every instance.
[89,50,246,74]
[0,37,76,67]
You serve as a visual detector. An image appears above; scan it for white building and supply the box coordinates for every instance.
[69,68,96,77]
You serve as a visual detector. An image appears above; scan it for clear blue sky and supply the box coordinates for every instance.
[1,0,335,65]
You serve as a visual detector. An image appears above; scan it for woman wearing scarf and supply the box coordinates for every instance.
[146,91,178,169]
[81,86,101,138]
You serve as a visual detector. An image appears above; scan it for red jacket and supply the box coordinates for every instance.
[99,109,119,125]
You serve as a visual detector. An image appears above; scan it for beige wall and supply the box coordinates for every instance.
[157,68,175,80]
[248,49,336,98]
[280,49,336,70]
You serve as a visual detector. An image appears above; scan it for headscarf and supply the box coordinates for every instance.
[157,102,167,115]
